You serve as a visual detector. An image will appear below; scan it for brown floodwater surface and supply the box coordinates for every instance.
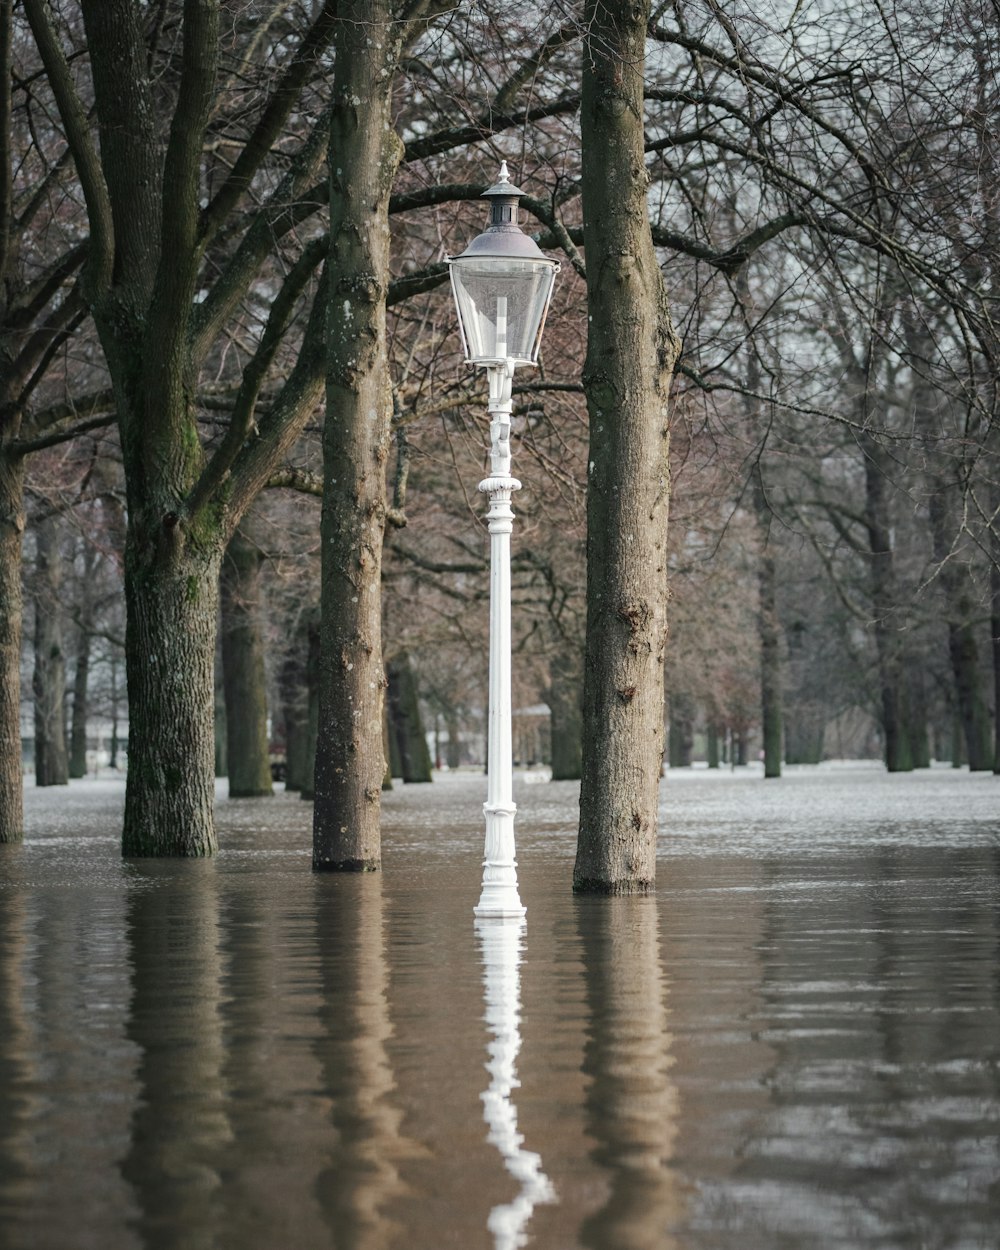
[0,765,997,1249]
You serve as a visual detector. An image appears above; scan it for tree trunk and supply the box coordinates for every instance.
[32,512,68,787]
[278,621,311,793]
[861,431,913,772]
[121,533,221,857]
[926,487,992,771]
[445,711,460,769]
[220,525,273,798]
[757,528,783,778]
[69,628,91,778]
[549,647,583,781]
[992,512,1000,772]
[667,694,693,769]
[0,450,24,840]
[109,655,121,770]
[907,670,931,768]
[706,723,720,769]
[214,665,227,779]
[386,650,432,783]
[68,540,99,779]
[313,0,404,870]
[574,0,679,895]
[301,612,319,802]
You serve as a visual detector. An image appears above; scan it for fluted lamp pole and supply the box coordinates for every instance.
[448,163,559,919]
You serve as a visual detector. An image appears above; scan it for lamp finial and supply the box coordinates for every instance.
[498,159,510,182]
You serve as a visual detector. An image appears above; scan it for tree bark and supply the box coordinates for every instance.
[32,512,68,787]
[0,450,24,839]
[220,524,273,798]
[313,0,407,870]
[122,532,221,856]
[574,0,679,895]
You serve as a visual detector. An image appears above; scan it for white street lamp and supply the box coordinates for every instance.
[449,163,559,919]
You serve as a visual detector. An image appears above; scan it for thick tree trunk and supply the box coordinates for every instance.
[549,647,583,781]
[386,650,432,783]
[32,513,68,787]
[0,450,24,840]
[313,0,403,870]
[574,0,679,895]
[122,533,221,857]
[220,526,273,798]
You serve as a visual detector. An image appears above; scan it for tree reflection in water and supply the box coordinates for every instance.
[577,894,685,1249]
[476,917,556,1248]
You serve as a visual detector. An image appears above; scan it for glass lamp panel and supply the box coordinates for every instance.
[450,258,556,364]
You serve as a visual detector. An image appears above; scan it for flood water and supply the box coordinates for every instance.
[1,765,998,1250]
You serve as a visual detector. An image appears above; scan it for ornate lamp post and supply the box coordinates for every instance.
[449,163,559,919]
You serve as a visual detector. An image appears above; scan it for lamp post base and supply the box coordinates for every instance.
[474,802,526,918]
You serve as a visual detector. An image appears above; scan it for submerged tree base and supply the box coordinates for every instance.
[312,857,380,873]
[572,876,655,896]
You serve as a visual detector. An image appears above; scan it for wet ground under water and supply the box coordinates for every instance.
[0,765,998,1250]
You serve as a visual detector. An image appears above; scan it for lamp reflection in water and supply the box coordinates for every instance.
[476,918,556,1248]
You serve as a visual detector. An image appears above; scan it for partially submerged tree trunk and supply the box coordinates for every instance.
[313,0,409,870]
[0,450,24,838]
[220,524,273,798]
[32,512,68,787]
[574,0,680,894]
